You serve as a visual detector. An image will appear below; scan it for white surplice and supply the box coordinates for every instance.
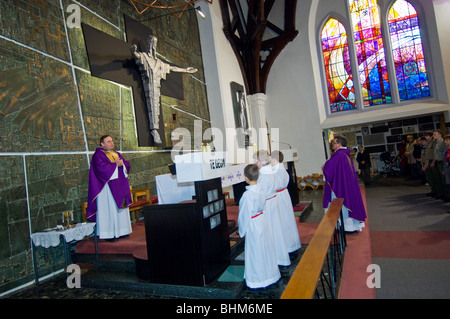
[272,163,301,253]
[238,183,281,289]
[258,164,291,266]
[96,166,132,239]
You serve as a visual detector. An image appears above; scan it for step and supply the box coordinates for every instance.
[81,268,241,299]
[73,253,136,273]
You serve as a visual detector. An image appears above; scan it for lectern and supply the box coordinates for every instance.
[143,152,231,286]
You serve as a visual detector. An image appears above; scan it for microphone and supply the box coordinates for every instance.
[271,140,292,149]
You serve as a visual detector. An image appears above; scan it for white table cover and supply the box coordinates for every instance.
[31,223,96,248]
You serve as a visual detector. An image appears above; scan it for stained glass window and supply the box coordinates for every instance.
[321,19,356,113]
[388,0,430,100]
[349,0,392,107]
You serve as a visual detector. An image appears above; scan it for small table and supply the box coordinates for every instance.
[30,222,97,285]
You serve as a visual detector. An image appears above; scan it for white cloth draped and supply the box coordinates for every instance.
[31,223,96,248]
[238,184,281,289]
[258,164,291,266]
[96,165,132,239]
[272,163,301,253]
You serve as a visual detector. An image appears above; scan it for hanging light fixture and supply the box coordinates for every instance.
[129,0,212,19]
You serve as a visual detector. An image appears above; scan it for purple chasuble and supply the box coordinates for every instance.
[322,148,367,222]
[86,148,132,222]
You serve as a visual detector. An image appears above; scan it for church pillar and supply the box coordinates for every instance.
[247,93,269,151]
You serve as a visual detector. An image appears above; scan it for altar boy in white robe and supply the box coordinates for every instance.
[254,151,291,267]
[238,164,281,289]
[270,151,301,254]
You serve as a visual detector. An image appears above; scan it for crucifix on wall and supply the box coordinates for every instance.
[82,15,197,147]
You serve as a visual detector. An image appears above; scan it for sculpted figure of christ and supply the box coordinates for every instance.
[131,35,197,144]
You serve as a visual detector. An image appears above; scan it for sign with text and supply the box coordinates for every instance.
[175,152,230,183]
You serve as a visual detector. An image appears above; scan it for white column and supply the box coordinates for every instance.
[247,93,269,150]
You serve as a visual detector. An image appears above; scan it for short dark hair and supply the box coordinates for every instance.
[434,129,443,137]
[444,134,450,141]
[244,164,259,182]
[270,150,284,163]
[334,135,347,147]
[99,135,111,145]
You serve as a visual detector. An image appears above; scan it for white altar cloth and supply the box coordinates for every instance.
[31,222,96,248]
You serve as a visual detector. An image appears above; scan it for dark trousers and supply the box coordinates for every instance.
[432,160,445,197]
[360,167,371,185]
[425,160,437,194]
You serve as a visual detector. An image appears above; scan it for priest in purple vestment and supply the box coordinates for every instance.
[322,135,367,232]
[87,135,133,239]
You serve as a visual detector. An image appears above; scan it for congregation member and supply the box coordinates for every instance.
[356,145,371,186]
[417,136,427,184]
[431,130,446,200]
[443,135,450,203]
[270,150,301,255]
[422,132,437,197]
[87,135,133,241]
[254,150,291,267]
[238,164,281,289]
[405,135,418,178]
[322,135,367,232]
[413,136,424,182]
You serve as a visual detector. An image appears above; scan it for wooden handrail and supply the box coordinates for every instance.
[281,198,344,299]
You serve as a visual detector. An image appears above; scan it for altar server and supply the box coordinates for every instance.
[86,135,133,240]
[254,150,291,266]
[270,151,301,253]
[238,164,281,289]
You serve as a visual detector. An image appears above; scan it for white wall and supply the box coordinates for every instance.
[198,3,247,162]
[266,0,328,176]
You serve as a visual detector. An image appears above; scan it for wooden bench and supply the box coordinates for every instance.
[281,198,344,299]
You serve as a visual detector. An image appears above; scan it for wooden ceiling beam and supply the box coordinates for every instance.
[219,0,298,94]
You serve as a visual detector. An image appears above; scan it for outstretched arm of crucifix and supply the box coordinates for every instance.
[169,65,198,74]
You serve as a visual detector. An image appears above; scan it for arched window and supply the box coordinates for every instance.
[349,0,392,106]
[321,18,356,113]
[321,0,430,114]
[388,0,430,100]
